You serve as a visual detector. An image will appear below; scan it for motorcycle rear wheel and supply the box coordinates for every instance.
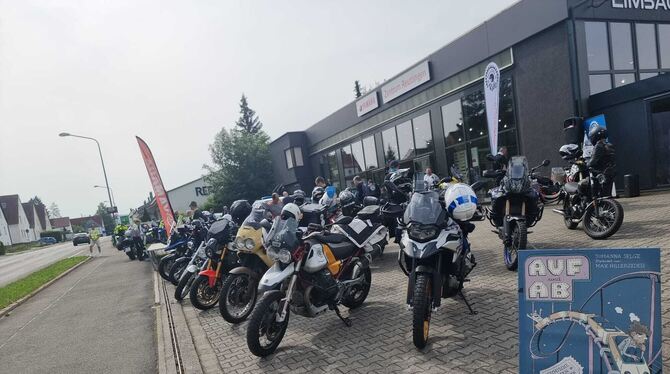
[503,221,526,271]
[174,271,194,301]
[341,267,371,309]
[583,198,624,240]
[246,291,289,357]
[158,254,176,281]
[219,274,257,324]
[189,275,222,310]
[412,273,432,349]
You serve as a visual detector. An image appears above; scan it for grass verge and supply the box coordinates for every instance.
[3,242,45,255]
[0,256,88,310]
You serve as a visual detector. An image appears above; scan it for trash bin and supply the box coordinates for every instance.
[623,174,639,198]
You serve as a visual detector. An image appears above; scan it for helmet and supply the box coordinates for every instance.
[293,190,306,206]
[588,124,607,146]
[281,203,302,220]
[559,144,581,160]
[443,183,478,221]
[338,190,355,208]
[230,200,252,225]
[311,187,324,202]
[363,196,379,206]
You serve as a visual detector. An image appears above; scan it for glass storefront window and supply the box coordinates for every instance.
[382,127,399,162]
[636,23,658,70]
[396,120,414,160]
[610,23,634,70]
[442,100,464,147]
[614,73,635,88]
[462,90,487,139]
[326,151,340,189]
[362,135,378,170]
[445,144,468,182]
[660,24,670,69]
[585,22,610,71]
[640,72,658,80]
[340,145,356,186]
[500,78,516,130]
[413,113,433,155]
[350,141,365,176]
[589,74,612,95]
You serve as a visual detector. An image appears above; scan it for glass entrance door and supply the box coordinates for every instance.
[651,96,670,187]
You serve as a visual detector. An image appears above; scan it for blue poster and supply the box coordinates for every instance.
[582,115,607,159]
[519,248,662,374]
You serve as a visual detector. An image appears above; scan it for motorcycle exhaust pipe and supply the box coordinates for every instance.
[551,209,565,215]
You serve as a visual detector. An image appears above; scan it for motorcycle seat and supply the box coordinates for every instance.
[357,205,379,220]
[312,232,347,244]
[564,182,578,194]
[329,241,357,259]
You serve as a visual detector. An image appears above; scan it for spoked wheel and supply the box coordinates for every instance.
[583,198,624,240]
[563,198,578,230]
[246,291,290,357]
[189,275,222,310]
[503,221,527,271]
[341,267,371,309]
[412,273,432,349]
[219,274,258,323]
[174,271,194,301]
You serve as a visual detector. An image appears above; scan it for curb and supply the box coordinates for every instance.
[0,256,92,319]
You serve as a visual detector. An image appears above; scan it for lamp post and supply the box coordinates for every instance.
[59,132,115,214]
[94,185,116,208]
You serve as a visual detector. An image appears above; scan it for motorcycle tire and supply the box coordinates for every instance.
[168,257,190,286]
[219,274,257,324]
[189,275,222,310]
[412,273,432,350]
[341,267,371,309]
[158,254,176,281]
[583,198,624,240]
[126,251,136,260]
[174,271,194,301]
[246,291,290,357]
[503,221,527,272]
[563,198,578,230]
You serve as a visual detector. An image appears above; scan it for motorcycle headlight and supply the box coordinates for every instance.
[235,238,245,250]
[244,238,255,250]
[408,224,438,242]
[267,247,292,264]
[187,241,194,250]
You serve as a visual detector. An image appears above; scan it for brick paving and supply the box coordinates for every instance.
[192,191,670,373]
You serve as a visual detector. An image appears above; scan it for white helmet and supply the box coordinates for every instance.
[443,183,478,221]
[281,203,302,220]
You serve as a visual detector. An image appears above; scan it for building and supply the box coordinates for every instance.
[70,215,105,235]
[22,202,44,241]
[0,205,11,246]
[0,195,32,243]
[137,177,214,219]
[50,217,73,233]
[33,202,52,231]
[269,0,670,194]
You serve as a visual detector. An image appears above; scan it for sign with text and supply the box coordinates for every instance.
[519,248,662,374]
[356,91,379,117]
[136,136,176,237]
[611,0,670,11]
[381,60,430,103]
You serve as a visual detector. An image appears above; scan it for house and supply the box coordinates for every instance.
[0,205,11,246]
[33,202,52,231]
[70,215,105,235]
[0,195,32,243]
[22,202,44,241]
[50,217,73,233]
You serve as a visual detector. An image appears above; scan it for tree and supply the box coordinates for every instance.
[385,145,397,162]
[96,202,115,235]
[48,203,61,218]
[354,80,362,98]
[235,94,263,134]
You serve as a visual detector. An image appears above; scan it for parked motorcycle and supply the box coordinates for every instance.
[174,241,208,301]
[164,221,209,285]
[118,227,146,261]
[157,225,192,282]
[246,203,386,357]
[398,182,484,349]
[483,156,549,271]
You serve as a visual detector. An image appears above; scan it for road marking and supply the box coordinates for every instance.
[0,257,107,351]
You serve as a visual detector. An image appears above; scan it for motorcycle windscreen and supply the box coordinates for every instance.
[507,156,529,179]
[403,191,444,225]
[268,217,299,251]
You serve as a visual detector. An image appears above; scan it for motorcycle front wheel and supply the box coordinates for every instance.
[189,275,222,310]
[412,273,432,349]
[503,221,527,271]
[583,198,624,240]
[246,291,290,357]
[158,254,176,281]
[126,250,136,260]
[174,271,194,301]
[219,274,258,323]
[168,257,190,286]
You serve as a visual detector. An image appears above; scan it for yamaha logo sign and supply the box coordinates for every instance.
[612,0,670,10]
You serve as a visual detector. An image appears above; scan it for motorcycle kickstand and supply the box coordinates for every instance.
[458,290,478,315]
[331,304,352,327]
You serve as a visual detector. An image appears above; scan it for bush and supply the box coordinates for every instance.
[0,242,5,256]
[40,231,64,242]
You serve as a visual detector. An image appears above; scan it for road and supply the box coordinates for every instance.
[0,239,157,373]
[0,239,94,287]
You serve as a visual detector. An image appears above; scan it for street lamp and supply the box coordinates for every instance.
[94,185,115,208]
[59,132,115,214]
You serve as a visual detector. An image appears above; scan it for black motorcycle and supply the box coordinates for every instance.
[118,227,146,261]
[484,156,549,271]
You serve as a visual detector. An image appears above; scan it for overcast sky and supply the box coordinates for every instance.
[0,0,517,218]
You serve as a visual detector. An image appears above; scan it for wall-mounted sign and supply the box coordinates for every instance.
[612,0,670,11]
[519,248,663,374]
[381,61,430,103]
[356,91,379,117]
[195,186,212,197]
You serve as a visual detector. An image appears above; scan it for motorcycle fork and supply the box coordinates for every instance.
[277,263,301,323]
[432,253,443,309]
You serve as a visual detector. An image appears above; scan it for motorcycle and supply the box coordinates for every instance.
[397,182,484,349]
[246,206,386,357]
[188,217,239,310]
[118,227,146,261]
[174,241,208,301]
[483,156,549,271]
[218,205,274,323]
[157,225,193,283]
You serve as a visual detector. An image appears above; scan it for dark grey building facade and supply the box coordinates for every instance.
[269,0,670,194]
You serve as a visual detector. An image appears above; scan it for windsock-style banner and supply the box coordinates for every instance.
[484,62,500,154]
[136,136,176,237]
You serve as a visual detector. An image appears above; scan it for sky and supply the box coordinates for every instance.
[0,0,517,218]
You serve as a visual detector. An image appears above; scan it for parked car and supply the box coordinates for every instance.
[40,237,58,245]
[72,233,90,246]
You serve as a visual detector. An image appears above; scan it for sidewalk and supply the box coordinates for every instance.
[0,240,157,373]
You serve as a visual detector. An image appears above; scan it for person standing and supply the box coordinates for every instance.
[88,227,101,256]
[189,201,204,221]
[423,168,440,189]
[367,179,380,198]
[352,176,367,204]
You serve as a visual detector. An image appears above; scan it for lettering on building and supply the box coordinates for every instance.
[195,186,212,197]
[612,0,670,10]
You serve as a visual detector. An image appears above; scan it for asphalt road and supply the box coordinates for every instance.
[0,239,94,287]
[0,239,157,373]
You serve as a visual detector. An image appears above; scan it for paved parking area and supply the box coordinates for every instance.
[193,191,670,373]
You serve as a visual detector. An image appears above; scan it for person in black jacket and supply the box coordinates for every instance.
[587,125,616,197]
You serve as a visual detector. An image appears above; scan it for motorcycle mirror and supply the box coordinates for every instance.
[260,219,273,231]
[486,154,495,161]
[542,159,551,166]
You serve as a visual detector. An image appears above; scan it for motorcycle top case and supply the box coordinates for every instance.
[299,203,326,227]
